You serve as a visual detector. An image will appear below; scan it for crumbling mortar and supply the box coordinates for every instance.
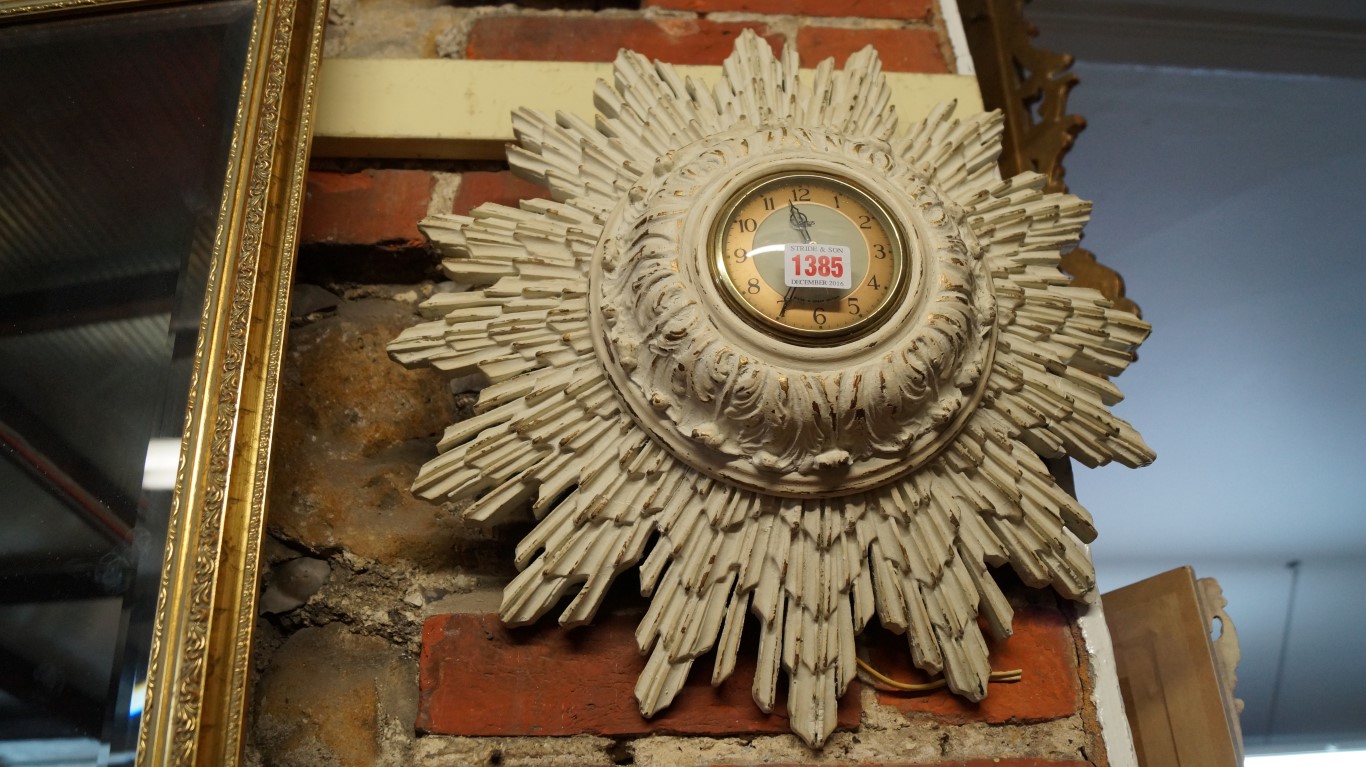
[688,11,798,41]
[428,171,463,217]
[705,11,937,39]
[331,280,442,303]
[409,734,619,767]
[263,552,424,652]
[261,524,520,644]
[324,0,466,58]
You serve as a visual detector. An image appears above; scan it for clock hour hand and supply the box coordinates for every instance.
[788,202,814,243]
[783,203,813,315]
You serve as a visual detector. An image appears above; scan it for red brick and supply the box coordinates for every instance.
[645,0,932,21]
[466,16,783,66]
[417,612,861,737]
[450,171,547,217]
[797,26,949,73]
[301,169,434,246]
[866,606,1080,724]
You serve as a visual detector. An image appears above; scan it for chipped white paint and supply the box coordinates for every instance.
[1076,594,1140,767]
[425,172,462,219]
[940,0,977,76]
[390,32,1153,748]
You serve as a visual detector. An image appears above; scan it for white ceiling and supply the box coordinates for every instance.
[1029,0,1366,753]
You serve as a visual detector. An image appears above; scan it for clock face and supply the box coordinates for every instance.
[711,172,908,343]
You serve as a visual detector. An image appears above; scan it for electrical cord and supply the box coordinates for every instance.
[855,656,1023,693]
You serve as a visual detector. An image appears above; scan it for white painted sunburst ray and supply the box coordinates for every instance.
[390,31,1153,748]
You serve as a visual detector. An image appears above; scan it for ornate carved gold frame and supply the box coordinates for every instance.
[0,0,327,764]
[961,0,1139,317]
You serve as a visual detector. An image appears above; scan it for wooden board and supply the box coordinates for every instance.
[1103,567,1242,767]
[311,59,983,160]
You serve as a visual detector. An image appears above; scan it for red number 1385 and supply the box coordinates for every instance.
[793,253,844,278]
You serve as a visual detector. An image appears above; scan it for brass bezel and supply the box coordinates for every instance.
[708,171,910,345]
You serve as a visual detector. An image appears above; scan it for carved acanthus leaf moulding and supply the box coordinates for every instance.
[391,32,1153,747]
[595,126,997,494]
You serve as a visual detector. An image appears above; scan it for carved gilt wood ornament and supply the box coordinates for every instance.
[390,32,1153,747]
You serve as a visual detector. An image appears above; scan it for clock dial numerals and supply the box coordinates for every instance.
[712,173,907,342]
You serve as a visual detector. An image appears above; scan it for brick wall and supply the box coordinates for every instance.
[250,2,1112,766]
[323,0,951,71]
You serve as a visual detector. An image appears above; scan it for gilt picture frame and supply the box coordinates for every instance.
[0,0,326,764]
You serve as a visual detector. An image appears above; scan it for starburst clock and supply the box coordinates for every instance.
[389,32,1153,747]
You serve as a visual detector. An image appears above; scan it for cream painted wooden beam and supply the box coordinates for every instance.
[313,58,984,160]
